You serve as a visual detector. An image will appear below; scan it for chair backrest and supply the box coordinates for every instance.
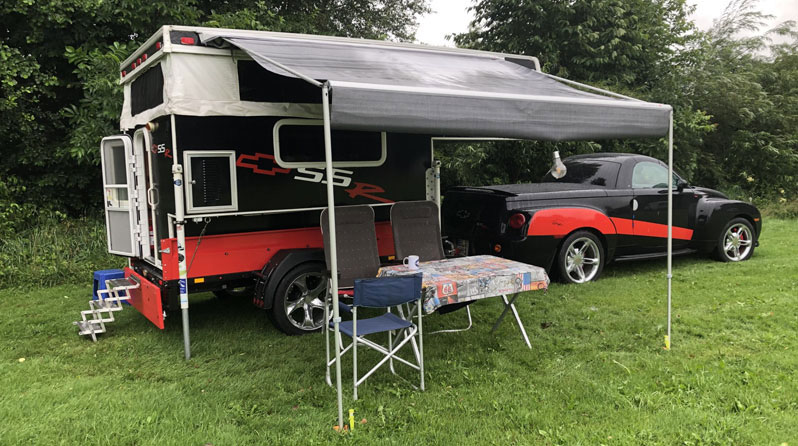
[353,274,423,308]
[320,205,381,288]
[391,200,445,261]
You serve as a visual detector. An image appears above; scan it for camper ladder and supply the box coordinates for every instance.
[74,277,140,341]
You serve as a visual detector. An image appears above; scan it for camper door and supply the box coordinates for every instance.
[101,135,149,257]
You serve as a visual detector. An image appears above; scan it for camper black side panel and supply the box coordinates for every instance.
[173,115,431,237]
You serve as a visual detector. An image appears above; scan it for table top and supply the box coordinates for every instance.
[378,255,549,314]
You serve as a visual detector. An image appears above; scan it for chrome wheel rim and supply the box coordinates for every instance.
[565,237,601,283]
[283,272,327,331]
[723,223,753,261]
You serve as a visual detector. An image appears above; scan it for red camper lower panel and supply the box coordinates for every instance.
[160,222,396,281]
[124,267,165,329]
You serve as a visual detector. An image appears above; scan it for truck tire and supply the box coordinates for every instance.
[714,217,755,262]
[270,262,328,335]
[556,230,604,284]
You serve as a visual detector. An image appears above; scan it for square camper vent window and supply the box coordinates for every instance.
[273,119,387,168]
[130,63,164,115]
[183,151,238,214]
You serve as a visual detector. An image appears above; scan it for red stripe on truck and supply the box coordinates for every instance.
[625,219,693,240]
[526,209,693,240]
[527,208,616,237]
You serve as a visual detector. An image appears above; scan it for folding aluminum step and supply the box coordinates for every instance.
[74,276,140,341]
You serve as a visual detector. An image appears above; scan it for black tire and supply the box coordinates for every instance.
[270,262,328,335]
[213,285,255,299]
[714,217,756,262]
[556,230,605,284]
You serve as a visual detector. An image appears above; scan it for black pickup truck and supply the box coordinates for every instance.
[442,153,762,283]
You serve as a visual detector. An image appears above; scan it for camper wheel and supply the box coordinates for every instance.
[270,262,328,335]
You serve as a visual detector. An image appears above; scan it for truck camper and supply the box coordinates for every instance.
[98,26,436,335]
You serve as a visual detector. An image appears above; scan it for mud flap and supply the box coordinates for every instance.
[124,267,165,329]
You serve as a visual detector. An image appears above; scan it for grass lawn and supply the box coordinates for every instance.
[1,219,796,445]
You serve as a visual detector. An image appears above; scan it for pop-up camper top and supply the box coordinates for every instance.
[101,26,436,335]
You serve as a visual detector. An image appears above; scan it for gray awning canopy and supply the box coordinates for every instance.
[200,31,671,141]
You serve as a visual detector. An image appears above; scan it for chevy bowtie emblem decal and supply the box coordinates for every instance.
[456,209,471,219]
[236,153,292,176]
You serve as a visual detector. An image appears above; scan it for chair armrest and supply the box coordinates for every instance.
[338,301,352,314]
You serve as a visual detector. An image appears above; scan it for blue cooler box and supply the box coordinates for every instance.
[92,269,130,304]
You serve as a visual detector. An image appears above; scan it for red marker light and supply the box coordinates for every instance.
[508,213,527,229]
[180,37,195,45]
[493,244,502,253]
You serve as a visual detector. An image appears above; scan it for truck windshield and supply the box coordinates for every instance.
[541,160,620,187]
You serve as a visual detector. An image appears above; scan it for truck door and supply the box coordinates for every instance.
[100,136,140,256]
[631,161,696,252]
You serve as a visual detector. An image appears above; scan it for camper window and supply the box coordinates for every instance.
[131,63,164,115]
[183,151,238,214]
[273,119,387,168]
[102,140,130,207]
[237,60,321,104]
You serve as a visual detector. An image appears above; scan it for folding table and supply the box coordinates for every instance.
[377,255,550,348]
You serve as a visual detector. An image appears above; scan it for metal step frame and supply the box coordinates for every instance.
[74,277,141,341]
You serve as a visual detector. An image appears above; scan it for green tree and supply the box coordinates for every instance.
[455,0,695,88]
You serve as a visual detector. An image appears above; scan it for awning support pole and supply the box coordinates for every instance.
[666,110,673,350]
[172,164,191,360]
[322,82,344,429]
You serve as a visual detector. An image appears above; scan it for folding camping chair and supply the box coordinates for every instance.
[320,205,381,386]
[390,200,473,333]
[320,206,424,398]
[338,274,424,400]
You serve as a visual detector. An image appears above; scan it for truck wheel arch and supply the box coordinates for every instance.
[527,207,618,262]
[254,248,325,310]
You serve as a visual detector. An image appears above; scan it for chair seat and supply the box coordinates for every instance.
[335,313,412,337]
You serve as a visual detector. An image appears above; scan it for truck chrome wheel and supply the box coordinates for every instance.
[557,231,604,284]
[716,218,755,262]
[283,272,327,331]
[271,262,328,335]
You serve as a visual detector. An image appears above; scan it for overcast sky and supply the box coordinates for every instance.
[416,0,798,47]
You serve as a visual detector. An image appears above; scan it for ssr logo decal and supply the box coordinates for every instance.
[346,182,392,203]
[236,153,291,176]
[151,143,172,158]
[235,152,392,203]
[294,167,352,187]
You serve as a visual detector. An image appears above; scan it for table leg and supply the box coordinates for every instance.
[429,305,473,335]
[491,294,532,349]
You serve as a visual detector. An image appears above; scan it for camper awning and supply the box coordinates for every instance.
[199,31,671,141]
